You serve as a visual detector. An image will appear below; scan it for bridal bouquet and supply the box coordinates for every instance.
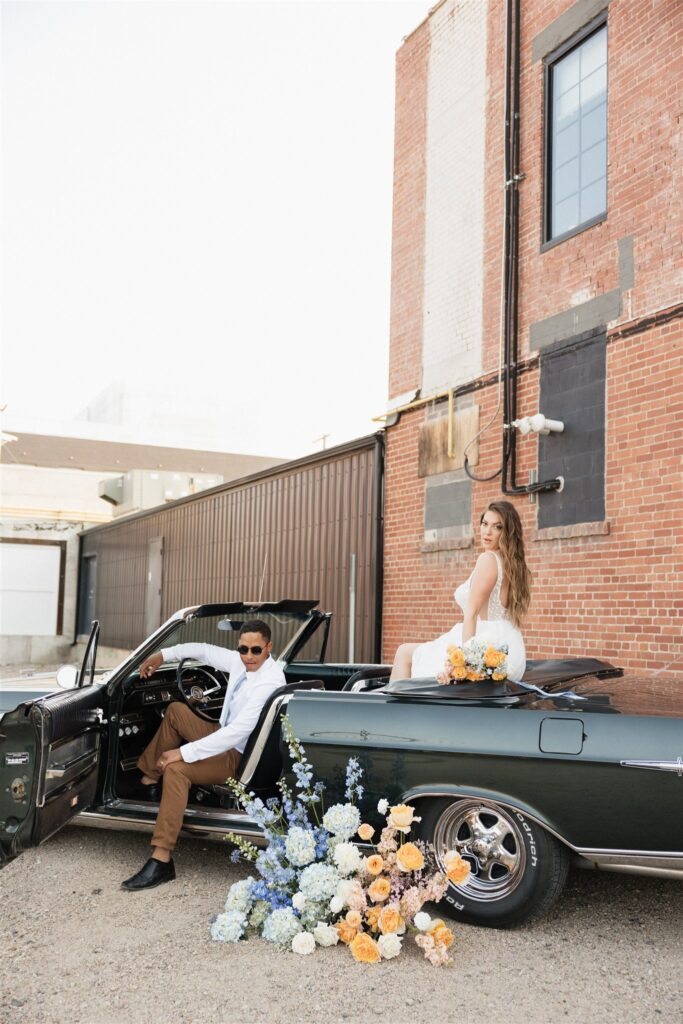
[210,716,470,966]
[445,637,509,683]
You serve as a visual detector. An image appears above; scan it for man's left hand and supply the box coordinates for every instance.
[156,748,183,772]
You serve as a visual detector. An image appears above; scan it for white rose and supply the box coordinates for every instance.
[414,911,432,931]
[377,798,389,815]
[329,896,343,914]
[335,879,356,904]
[378,933,402,959]
[292,932,316,956]
[313,922,340,947]
[292,892,306,911]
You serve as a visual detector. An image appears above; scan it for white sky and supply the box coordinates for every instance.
[1,0,431,459]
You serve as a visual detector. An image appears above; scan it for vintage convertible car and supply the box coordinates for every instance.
[1,600,681,928]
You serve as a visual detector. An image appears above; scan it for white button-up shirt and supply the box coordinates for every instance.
[160,642,285,762]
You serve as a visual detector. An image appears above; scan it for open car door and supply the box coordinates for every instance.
[0,623,106,867]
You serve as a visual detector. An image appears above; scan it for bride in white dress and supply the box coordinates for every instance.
[390,501,531,683]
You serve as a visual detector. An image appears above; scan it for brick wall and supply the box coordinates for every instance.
[383,0,683,676]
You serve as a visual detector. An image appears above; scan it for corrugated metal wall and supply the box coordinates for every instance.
[79,435,384,662]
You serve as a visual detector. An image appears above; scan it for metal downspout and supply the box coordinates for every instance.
[372,431,385,664]
[502,0,562,496]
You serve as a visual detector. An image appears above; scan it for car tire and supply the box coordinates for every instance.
[417,797,570,928]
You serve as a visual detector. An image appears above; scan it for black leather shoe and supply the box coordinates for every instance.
[121,857,175,891]
[141,782,161,802]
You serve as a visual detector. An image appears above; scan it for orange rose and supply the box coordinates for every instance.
[395,842,425,872]
[484,647,505,668]
[350,932,381,964]
[447,645,465,667]
[345,910,362,928]
[378,906,403,934]
[388,804,417,830]
[431,923,454,949]
[446,855,471,885]
[357,823,375,841]
[365,906,382,931]
[466,670,485,681]
[336,921,357,945]
[368,876,391,902]
[365,854,384,876]
[492,671,507,681]
[451,666,467,681]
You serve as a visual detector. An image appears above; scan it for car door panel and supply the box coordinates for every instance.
[0,684,105,863]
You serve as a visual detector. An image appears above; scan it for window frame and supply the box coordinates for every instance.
[541,12,608,250]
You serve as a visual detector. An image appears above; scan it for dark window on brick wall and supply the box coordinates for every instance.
[544,17,607,245]
[538,332,605,528]
[424,474,472,542]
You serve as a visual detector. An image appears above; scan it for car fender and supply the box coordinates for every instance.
[399,782,574,854]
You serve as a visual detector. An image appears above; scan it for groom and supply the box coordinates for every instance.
[121,618,285,891]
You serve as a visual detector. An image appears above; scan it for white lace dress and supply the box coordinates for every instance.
[410,551,526,681]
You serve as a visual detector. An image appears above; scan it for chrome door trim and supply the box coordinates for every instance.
[620,758,683,776]
[71,809,268,846]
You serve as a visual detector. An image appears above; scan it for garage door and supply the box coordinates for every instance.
[0,542,63,636]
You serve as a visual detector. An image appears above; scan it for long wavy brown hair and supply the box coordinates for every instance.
[481,501,531,628]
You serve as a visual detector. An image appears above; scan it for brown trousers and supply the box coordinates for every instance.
[137,702,240,852]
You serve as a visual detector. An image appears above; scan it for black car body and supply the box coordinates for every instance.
[1,601,681,927]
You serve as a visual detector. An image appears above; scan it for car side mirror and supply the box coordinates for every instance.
[57,665,79,689]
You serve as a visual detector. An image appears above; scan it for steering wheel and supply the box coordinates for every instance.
[175,658,228,722]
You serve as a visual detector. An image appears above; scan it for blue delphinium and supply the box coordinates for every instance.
[344,756,364,803]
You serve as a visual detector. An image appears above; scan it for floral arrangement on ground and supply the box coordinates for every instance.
[210,716,470,965]
[445,638,509,683]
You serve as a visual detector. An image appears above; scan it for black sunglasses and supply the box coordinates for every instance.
[237,644,266,656]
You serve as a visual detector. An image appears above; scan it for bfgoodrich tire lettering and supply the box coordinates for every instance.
[418,797,570,928]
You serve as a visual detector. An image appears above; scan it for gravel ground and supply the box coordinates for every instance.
[0,828,681,1024]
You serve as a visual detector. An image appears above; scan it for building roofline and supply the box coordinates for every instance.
[398,0,447,49]
[78,432,384,537]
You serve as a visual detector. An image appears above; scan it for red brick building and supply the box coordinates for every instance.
[382,0,682,675]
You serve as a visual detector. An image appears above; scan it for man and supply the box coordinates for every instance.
[121,618,285,891]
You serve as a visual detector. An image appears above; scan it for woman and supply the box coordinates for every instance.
[390,501,531,683]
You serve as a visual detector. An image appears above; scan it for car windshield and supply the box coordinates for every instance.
[159,610,312,663]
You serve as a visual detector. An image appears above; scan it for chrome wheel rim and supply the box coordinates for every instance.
[432,800,527,902]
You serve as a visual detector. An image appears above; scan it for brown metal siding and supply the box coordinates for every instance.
[80,435,383,662]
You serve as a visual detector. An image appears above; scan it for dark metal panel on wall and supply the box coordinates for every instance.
[79,434,384,662]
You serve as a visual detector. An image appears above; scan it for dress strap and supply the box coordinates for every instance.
[492,551,503,583]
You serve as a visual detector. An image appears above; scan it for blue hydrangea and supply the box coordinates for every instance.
[322,802,361,840]
[210,910,247,943]
[298,862,340,902]
[262,907,302,946]
[284,826,317,867]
